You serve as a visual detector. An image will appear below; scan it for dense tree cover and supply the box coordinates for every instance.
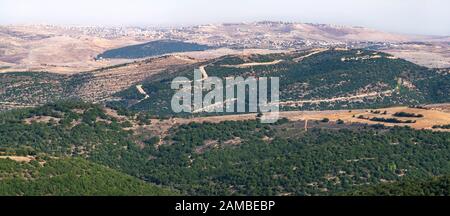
[0,157,177,196]
[1,101,450,196]
[343,175,450,196]
[433,124,450,129]
[414,72,450,104]
[0,71,93,111]
[97,40,212,59]
[2,49,448,116]
[0,101,152,178]
[0,72,66,106]
[2,48,449,196]
[112,49,450,116]
[140,121,450,195]
[369,117,416,124]
[393,112,424,118]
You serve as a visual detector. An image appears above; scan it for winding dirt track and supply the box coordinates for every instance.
[278,89,394,106]
[221,60,284,68]
[293,48,328,62]
[136,84,150,100]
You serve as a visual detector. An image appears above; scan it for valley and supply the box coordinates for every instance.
[0,21,449,196]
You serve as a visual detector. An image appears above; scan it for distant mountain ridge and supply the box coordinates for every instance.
[185,21,447,47]
[1,22,448,73]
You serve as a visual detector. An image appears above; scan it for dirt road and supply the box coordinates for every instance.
[293,48,328,62]
[278,90,394,106]
[221,59,284,68]
[136,84,150,100]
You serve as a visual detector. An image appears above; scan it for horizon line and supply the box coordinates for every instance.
[1,20,448,37]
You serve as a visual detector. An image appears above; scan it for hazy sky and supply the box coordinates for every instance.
[0,0,449,35]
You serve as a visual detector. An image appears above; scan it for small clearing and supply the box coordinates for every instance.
[0,156,35,163]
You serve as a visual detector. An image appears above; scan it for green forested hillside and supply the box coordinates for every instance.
[0,71,91,110]
[96,40,212,59]
[343,175,450,196]
[1,101,449,195]
[0,157,177,196]
[1,49,448,115]
[140,121,450,195]
[112,49,450,115]
[1,48,450,196]
[0,101,150,177]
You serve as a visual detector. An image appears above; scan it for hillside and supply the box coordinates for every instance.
[1,47,450,196]
[0,25,139,74]
[0,55,196,111]
[0,101,449,195]
[112,48,450,116]
[96,40,212,59]
[1,48,449,113]
[185,22,435,48]
[1,48,449,115]
[0,157,177,196]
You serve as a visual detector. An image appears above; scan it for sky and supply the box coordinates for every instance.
[0,0,449,36]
